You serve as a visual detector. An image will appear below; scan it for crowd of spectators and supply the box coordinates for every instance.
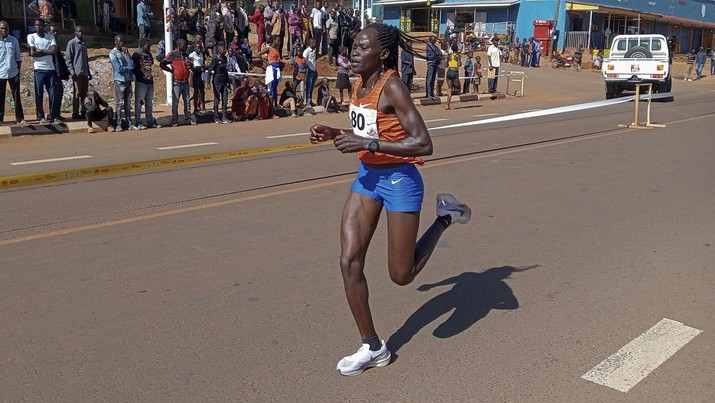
[0,1,365,131]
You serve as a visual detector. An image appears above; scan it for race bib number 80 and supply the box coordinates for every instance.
[349,104,379,139]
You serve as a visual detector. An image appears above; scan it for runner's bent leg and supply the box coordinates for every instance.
[340,192,383,339]
[386,211,445,286]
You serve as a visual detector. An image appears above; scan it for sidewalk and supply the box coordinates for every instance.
[0,91,505,139]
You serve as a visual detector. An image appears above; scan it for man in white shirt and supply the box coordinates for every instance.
[28,19,58,124]
[486,37,501,93]
[310,1,324,55]
[302,38,317,107]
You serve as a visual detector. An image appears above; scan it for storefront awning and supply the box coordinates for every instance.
[372,0,444,5]
[566,2,662,19]
[432,0,519,8]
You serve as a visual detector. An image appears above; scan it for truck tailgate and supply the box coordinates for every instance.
[603,59,669,80]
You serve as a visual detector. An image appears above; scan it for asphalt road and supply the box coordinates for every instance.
[1,83,714,401]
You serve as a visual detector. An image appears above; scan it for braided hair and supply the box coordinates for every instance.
[365,23,429,72]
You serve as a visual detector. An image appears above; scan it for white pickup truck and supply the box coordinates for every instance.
[602,34,672,99]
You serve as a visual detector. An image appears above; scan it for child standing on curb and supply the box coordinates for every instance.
[471,55,483,94]
[189,40,207,115]
[462,51,473,94]
[335,46,351,106]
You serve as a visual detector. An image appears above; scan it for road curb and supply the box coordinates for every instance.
[0,93,505,139]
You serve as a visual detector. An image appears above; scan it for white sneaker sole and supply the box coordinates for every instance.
[337,352,391,376]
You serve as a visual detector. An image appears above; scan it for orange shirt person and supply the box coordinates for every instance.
[309,23,472,376]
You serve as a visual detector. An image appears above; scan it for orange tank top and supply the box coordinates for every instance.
[349,69,423,165]
[267,47,280,64]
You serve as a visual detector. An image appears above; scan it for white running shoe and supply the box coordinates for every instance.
[436,193,471,225]
[336,340,391,376]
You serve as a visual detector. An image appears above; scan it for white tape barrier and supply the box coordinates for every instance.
[228,67,525,83]
[430,93,673,131]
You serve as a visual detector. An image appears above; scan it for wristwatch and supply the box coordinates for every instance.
[367,140,380,154]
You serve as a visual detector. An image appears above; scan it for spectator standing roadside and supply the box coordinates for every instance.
[425,35,440,98]
[486,37,501,93]
[695,47,706,80]
[303,38,318,107]
[161,38,196,126]
[28,19,58,124]
[137,0,153,39]
[132,38,159,129]
[264,0,275,42]
[271,3,286,58]
[0,20,26,125]
[109,35,136,131]
[208,44,230,124]
[249,4,266,50]
[49,24,69,122]
[236,1,250,42]
[685,49,695,81]
[311,1,324,55]
[531,39,541,67]
[222,1,236,46]
[65,25,91,120]
[335,46,351,105]
[400,44,414,91]
[257,35,282,107]
[326,9,339,66]
[462,50,473,94]
[287,1,302,55]
[711,48,715,76]
[188,39,207,115]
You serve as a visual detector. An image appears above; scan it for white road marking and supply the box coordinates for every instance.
[581,318,702,393]
[266,132,310,139]
[473,113,499,117]
[424,118,450,123]
[432,94,668,131]
[156,142,219,150]
[10,155,93,166]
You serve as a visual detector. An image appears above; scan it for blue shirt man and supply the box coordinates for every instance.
[0,21,25,124]
[137,0,153,39]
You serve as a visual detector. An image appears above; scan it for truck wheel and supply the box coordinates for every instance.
[605,83,615,99]
[658,76,674,102]
[624,46,653,58]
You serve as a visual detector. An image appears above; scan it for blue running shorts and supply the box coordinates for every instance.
[350,162,424,212]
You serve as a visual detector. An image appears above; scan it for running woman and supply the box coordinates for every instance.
[309,23,471,377]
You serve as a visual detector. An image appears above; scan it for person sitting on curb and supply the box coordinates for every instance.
[84,89,115,133]
[316,77,338,113]
[279,80,302,118]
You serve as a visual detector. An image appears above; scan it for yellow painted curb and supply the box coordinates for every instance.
[1,142,321,190]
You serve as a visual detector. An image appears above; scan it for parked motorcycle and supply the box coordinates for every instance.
[551,54,576,70]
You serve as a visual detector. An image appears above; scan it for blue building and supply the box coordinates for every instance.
[372,0,715,53]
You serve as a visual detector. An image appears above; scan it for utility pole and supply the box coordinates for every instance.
[551,0,561,55]
[163,0,173,106]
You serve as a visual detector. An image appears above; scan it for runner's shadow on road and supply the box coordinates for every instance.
[387,265,539,361]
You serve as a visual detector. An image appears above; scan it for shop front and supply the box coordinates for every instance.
[372,0,443,33]
[431,0,519,38]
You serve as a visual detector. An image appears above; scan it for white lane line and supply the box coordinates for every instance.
[424,118,450,123]
[10,155,93,166]
[581,318,702,393]
[521,109,542,112]
[473,113,499,117]
[432,94,663,131]
[266,132,310,139]
[156,142,219,150]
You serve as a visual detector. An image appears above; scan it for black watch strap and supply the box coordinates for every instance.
[368,140,380,154]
